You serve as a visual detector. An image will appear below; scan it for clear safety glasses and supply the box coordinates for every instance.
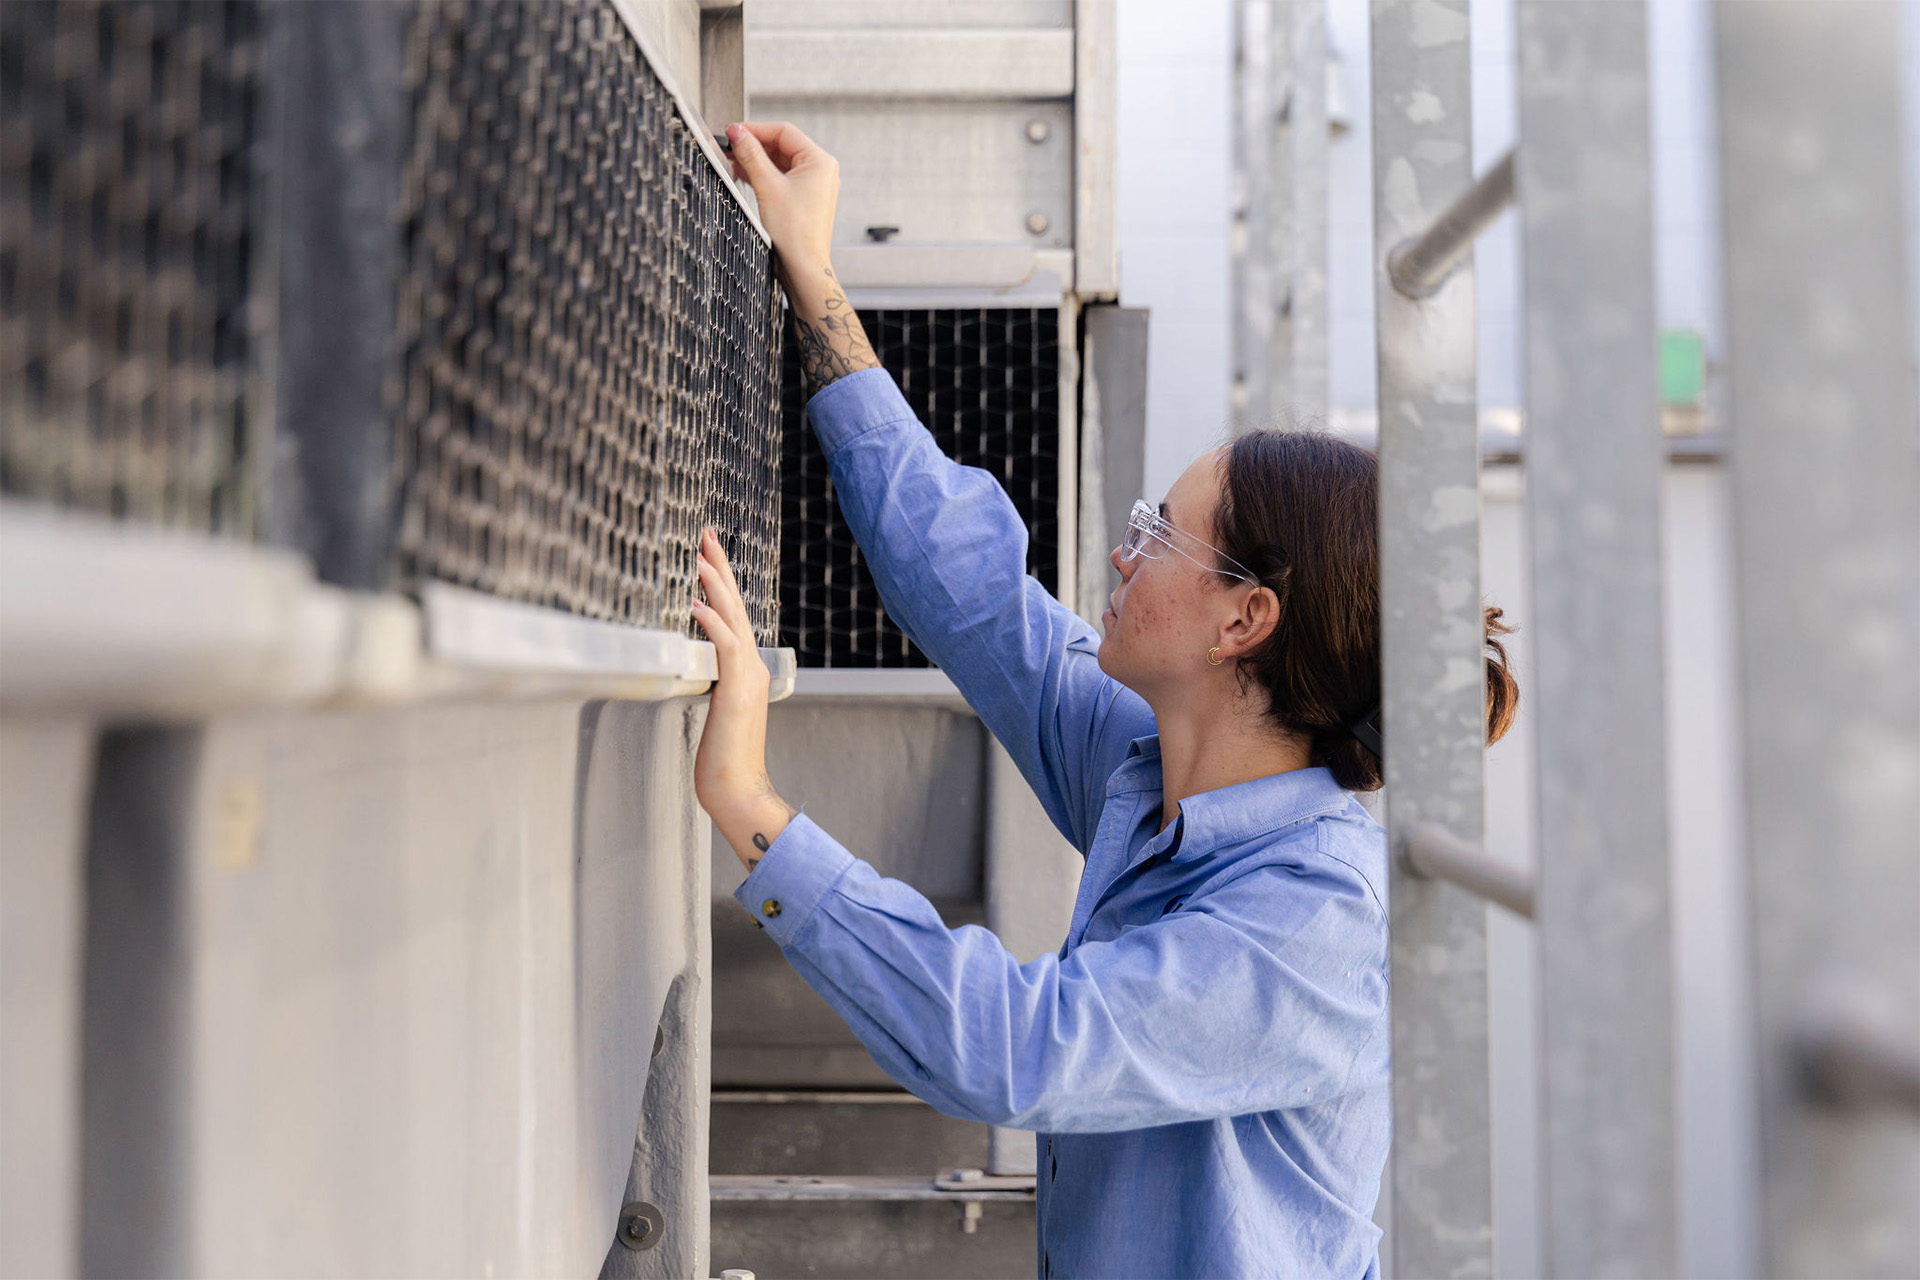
[1121,499,1258,585]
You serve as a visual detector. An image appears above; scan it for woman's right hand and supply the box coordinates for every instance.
[726,121,838,277]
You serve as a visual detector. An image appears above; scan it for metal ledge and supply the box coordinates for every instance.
[788,668,969,709]
[0,503,794,716]
[605,0,768,247]
[710,1173,1034,1203]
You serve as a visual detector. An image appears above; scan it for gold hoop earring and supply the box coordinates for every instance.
[1207,646,1224,666]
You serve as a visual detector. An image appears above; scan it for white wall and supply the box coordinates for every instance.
[1115,0,1235,498]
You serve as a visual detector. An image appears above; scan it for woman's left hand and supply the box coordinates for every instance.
[690,527,794,868]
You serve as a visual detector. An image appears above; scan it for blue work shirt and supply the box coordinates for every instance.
[736,368,1391,1278]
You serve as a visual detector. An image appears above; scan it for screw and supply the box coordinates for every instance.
[1026,212,1050,236]
[1025,119,1049,144]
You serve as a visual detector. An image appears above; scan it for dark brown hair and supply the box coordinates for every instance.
[1210,430,1519,791]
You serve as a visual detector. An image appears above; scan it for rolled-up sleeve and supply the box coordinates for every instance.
[736,813,1390,1134]
[803,369,1152,851]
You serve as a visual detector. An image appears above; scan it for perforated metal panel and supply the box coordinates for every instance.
[0,0,266,536]
[393,0,784,641]
[780,308,1060,668]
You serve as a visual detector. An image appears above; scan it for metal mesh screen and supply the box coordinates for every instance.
[0,0,265,535]
[1,0,785,644]
[780,308,1060,667]
[393,0,784,641]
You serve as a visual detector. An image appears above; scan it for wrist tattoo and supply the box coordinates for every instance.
[794,274,880,395]
[752,832,770,852]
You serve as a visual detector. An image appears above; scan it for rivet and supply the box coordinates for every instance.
[1026,212,1049,236]
[1025,119,1049,144]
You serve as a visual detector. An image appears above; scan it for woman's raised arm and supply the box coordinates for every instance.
[727,122,1152,849]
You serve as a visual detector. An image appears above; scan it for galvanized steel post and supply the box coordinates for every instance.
[1280,0,1328,418]
[1713,2,1920,1273]
[1234,0,1280,430]
[1234,0,1329,429]
[1368,0,1494,1275]
[1514,3,1678,1274]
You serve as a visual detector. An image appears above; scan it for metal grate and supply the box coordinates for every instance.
[0,0,265,535]
[393,0,784,642]
[780,308,1060,667]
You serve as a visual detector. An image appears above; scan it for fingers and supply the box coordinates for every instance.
[735,120,826,170]
[699,528,756,640]
[726,125,782,191]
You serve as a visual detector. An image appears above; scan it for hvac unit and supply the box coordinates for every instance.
[1,3,782,1276]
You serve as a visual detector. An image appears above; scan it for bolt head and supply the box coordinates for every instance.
[1026,212,1050,236]
[1025,119,1049,144]
[617,1201,663,1251]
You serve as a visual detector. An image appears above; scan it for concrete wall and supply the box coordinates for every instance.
[1,696,715,1280]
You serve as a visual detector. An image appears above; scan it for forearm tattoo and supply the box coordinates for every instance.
[795,268,880,395]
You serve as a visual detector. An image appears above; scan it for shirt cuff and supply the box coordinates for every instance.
[733,813,856,947]
[804,367,916,456]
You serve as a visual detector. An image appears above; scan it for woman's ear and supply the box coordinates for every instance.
[1223,584,1281,655]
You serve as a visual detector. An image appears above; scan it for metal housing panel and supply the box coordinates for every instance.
[1515,3,1678,1273]
[0,717,93,1279]
[77,701,714,1277]
[1076,305,1151,623]
[1072,0,1119,297]
[1713,3,1920,1273]
[1367,0,1494,1274]
[746,29,1074,99]
[748,101,1075,248]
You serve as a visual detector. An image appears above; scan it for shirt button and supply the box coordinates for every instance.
[761,899,782,918]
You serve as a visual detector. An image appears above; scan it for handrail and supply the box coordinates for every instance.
[1402,823,1536,919]
[1796,1000,1920,1114]
[1386,149,1515,299]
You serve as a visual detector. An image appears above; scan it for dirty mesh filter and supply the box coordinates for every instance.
[394,0,784,642]
[0,0,264,536]
[781,308,1060,667]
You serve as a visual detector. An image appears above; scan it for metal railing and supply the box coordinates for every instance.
[1400,825,1534,920]
[1236,1,1920,1275]
[1385,151,1514,301]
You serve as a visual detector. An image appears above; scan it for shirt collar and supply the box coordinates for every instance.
[1114,734,1351,856]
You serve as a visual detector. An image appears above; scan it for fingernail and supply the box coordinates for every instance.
[725,123,743,142]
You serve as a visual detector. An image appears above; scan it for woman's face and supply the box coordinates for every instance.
[1097,448,1246,697]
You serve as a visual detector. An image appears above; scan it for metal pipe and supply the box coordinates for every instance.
[1386,150,1514,299]
[1797,1005,1920,1114]
[1402,823,1535,919]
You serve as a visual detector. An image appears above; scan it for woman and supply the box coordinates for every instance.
[689,121,1518,1279]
